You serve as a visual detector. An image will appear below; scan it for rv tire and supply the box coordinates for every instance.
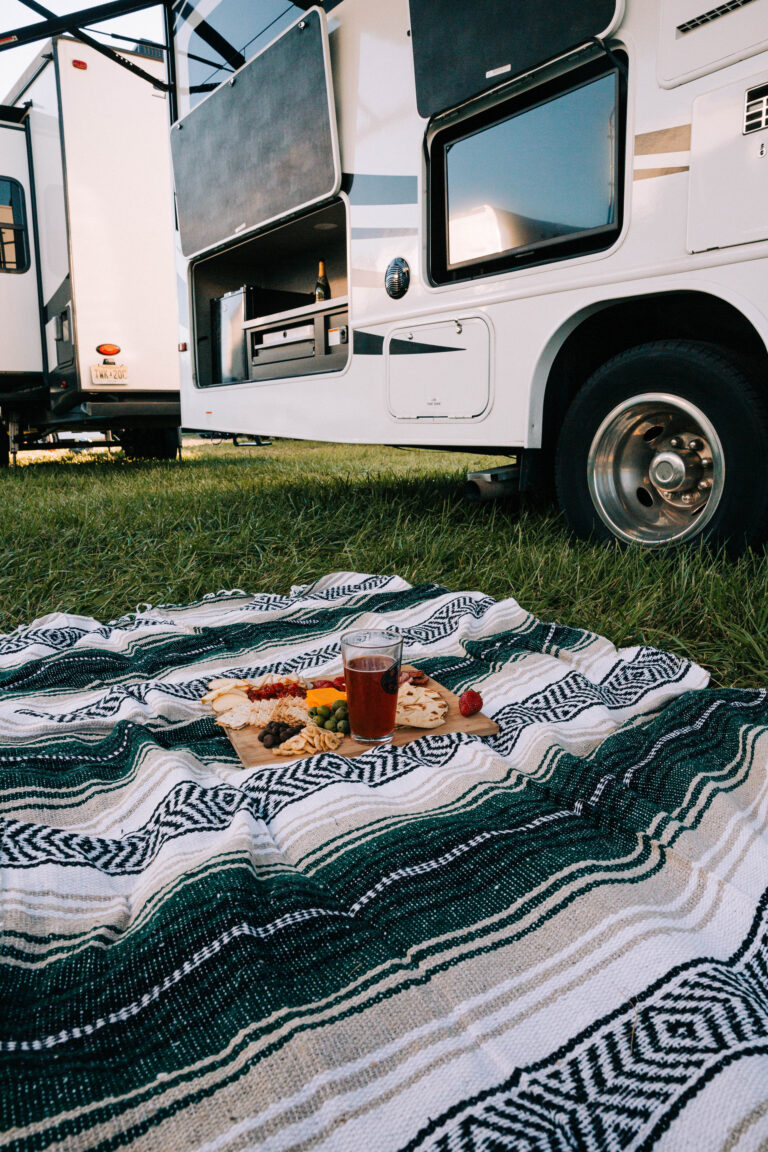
[555,340,768,552]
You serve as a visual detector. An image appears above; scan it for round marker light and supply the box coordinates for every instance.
[96,343,120,357]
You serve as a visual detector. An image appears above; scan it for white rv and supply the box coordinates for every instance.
[171,0,768,548]
[0,35,180,462]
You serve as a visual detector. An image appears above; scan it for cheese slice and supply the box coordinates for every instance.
[305,687,347,709]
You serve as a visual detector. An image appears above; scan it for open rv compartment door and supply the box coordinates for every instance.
[171,6,340,258]
[408,0,623,119]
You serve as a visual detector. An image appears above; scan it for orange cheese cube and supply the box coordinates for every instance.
[305,687,347,709]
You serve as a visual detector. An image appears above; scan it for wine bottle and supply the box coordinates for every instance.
[314,260,330,302]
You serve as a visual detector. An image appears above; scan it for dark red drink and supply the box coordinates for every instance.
[344,654,400,741]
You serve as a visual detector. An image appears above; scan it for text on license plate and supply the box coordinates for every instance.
[91,364,128,384]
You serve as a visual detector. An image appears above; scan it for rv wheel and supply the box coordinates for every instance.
[555,341,768,551]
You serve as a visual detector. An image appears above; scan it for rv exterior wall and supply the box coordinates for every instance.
[57,39,179,395]
[175,0,768,452]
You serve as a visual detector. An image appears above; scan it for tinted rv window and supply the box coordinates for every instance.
[429,60,625,283]
[0,178,29,273]
[173,0,307,112]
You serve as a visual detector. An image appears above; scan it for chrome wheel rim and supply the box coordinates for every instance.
[587,393,725,546]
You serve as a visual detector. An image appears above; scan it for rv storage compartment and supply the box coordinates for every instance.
[387,317,491,419]
[192,201,348,388]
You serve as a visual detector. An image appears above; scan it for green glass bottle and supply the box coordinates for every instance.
[314,260,330,302]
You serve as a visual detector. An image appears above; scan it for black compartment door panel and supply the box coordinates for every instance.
[409,0,620,119]
[171,7,340,257]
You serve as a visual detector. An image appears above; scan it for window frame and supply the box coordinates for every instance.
[427,54,627,286]
[0,175,30,275]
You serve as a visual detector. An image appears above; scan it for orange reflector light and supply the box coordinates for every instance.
[73,59,88,70]
[96,343,120,356]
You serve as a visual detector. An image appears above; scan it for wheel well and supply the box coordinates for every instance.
[541,291,768,455]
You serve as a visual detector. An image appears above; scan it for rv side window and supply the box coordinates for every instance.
[0,178,29,274]
[428,59,626,284]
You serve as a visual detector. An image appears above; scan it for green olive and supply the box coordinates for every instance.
[317,705,332,720]
[324,718,337,731]
[336,719,349,734]
[331,699,346,712]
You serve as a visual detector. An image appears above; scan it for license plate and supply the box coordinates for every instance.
[90,364,128,384]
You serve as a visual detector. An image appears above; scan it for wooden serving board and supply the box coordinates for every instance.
[226,672,498,769]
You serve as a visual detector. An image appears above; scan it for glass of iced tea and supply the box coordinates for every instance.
[340,629,403,743]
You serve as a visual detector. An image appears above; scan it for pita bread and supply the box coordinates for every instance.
[395,683,448,730]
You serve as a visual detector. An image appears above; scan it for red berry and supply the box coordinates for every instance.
[459,689,483,717]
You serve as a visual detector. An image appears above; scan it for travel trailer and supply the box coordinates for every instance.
[169,0,768,548]
[0,34,180,462]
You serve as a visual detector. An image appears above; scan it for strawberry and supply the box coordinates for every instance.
[459,689,483,717]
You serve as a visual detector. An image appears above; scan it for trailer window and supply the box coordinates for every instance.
[429,59,625,283]
[0,178,29,274]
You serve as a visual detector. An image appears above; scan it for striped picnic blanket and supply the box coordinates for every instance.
[2,571,768,1152]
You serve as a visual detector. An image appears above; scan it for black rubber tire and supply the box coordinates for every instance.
[555,340,768,552]
[118,427,179,461]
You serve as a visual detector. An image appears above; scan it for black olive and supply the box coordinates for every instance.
[262,734,275,747]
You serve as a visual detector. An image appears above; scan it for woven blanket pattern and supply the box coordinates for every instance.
[2,571,768,1152]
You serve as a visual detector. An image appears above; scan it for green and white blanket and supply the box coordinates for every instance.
[2,572,768,1152]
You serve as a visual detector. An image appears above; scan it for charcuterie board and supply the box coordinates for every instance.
[226,671,498,768]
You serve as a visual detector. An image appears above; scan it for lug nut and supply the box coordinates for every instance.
[681,493,693,503]
[698,478,712,491]
[700,457,712,468]
[688,438,703,451]
[669,437,682,448]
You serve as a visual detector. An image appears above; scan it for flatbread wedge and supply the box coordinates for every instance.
[395,683,448,730]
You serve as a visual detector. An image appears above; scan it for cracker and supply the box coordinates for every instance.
[215,704,256,730]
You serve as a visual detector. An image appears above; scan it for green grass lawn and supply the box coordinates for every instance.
[1,438,766,688]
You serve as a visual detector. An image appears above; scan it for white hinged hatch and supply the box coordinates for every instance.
[387,317,490,419]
